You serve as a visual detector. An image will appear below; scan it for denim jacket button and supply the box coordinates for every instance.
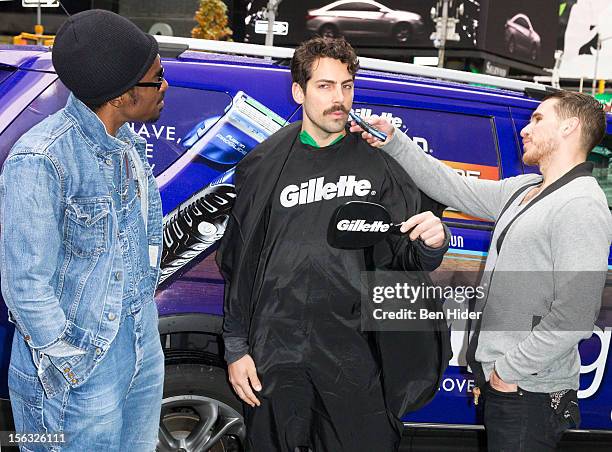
[71,378,78,384]
[105,158,112,166]
[24,335,31,342]
[114,271,122,281]
[95,347,102,355]
[107,312,117,321]
[63,367,70,373]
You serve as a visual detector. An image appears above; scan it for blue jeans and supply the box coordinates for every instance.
[9,301,164,452]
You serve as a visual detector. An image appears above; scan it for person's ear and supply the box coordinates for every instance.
[292,82,305,105]
[561,117,580,137]
[108,94,124,109]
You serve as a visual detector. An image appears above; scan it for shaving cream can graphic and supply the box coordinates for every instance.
[158,92,286,284]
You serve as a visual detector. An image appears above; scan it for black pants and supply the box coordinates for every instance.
[244,366,401,452]
[484,384,579,452]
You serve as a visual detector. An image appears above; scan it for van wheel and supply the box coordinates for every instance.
[319,24,338,39]
[393,23,412,43]
[508,36,516,54]
[157,363,245,452]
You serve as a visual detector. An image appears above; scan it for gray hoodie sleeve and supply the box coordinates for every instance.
[382,129,540,221]
[495,196,612,382]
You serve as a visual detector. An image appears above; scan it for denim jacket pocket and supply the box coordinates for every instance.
[63,197,111,257]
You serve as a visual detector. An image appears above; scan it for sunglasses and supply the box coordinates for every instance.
[135,66,165,90]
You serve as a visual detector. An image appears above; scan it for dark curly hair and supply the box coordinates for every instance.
[291,36,360,91]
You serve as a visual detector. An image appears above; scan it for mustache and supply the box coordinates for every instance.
[323,105,348,115]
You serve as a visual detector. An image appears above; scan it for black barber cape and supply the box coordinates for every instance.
[217,122,451,418]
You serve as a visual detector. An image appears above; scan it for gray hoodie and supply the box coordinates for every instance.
[383,130,611,393]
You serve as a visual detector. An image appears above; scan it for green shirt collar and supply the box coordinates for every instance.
[299,130,345,148]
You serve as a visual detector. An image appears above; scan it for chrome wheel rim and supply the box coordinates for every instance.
[157,395,245,452]
[395,27,410,43]
[320,26,336,38]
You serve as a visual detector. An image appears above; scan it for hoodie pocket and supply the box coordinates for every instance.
[64,197,111,257]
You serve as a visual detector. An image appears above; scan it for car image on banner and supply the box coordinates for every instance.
[244,0,557,69]
[504,13,541,61]
[305,0,424,44]
[482,0,557,67]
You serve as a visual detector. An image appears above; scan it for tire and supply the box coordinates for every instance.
[393,23,412,44]
[318,24,338,39]
[157,363,245,452]
[149,23,174,36]
[508,36,516,54]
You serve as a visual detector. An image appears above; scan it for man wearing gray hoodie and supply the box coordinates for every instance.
[351,91,611,451]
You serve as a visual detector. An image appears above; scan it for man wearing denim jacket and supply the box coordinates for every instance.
[0,11,167,451]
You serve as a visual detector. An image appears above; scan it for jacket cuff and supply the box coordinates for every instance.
[7,300,68,350]
[224,336,249,364]
[33,319,91,354]
[416,223,451,255]
[412,223,450,271]
[40,340,87,358]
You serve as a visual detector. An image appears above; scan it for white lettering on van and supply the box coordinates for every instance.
[579,326,611,399]
[450,234,464,248]
[352,108,403,129]
[453,169,481,180]
[439,377,476,393]
[128,123,178,170]
[411,136,432,154]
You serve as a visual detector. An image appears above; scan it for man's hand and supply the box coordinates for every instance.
[228,354,262,407]
[400,211,446,248]
[349,115,395,147]
[489,369,518,392]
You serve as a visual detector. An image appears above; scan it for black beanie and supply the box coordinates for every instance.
[52,9,159,105]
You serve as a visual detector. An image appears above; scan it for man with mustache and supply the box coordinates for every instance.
[0,10,167,451]
[352,91,612,451]
[217,37,451,451]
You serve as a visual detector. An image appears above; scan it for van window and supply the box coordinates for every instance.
[0,80,233,194]
[0,68,13,85]
[0,79,69,164]
[352,103,500,169]
[589,135,612,207]
[352,103,501,223]
[129,87,232,177]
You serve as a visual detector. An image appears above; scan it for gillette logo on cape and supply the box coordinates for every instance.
[337,219,390,232]
[280,175,373,208]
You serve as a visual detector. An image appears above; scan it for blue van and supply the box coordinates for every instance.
[0,37,610,451]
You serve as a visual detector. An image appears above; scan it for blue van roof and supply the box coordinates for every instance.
[174,49,540,109]
[0,44,608,120]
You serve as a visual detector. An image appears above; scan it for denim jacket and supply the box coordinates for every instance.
[0,94,163,398]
